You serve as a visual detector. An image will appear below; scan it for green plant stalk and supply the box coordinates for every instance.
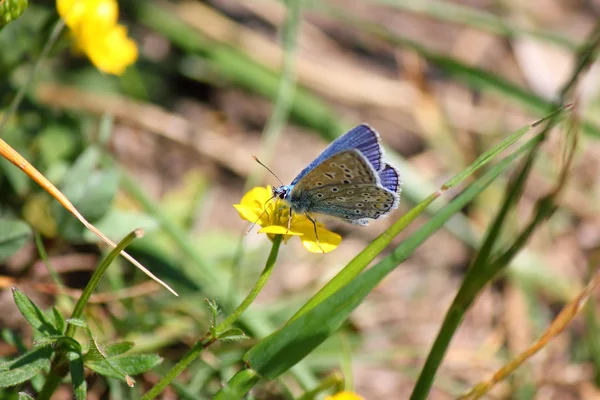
[34,232,67,295]
[408,145,540,400]
[37,230,141,400]
[67,230,142,336]
[246,0,302,189]
[409,23,600,398]
[0,19,65,136]
[232,0,301,326]
[297,372,344,400]
[142,236,282,399]
[216,235,282,335]
[213,368,260,400]
[585,250,600,386]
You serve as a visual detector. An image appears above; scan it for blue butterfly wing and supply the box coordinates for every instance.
[291,124,383,185]
[287,150,399,225]
[378,163,402,195]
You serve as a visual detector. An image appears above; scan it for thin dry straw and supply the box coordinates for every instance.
[0,138,178,296]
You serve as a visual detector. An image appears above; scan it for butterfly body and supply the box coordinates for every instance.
[273,124,401,226]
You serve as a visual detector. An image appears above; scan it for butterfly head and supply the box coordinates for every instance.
[272,185,292,202]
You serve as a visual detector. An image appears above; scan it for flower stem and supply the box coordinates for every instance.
[142,235,282,400]
[216,234,282,335]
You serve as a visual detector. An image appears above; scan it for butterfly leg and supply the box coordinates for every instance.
[286,208,292,233]
[305,214,324,253]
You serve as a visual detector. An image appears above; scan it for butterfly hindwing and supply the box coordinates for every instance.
[299,184,398,225]
[291,124,383,185]
[378,163,401,195]
[288,149,398,223]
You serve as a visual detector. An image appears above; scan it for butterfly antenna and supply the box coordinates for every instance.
[252,155,283,186]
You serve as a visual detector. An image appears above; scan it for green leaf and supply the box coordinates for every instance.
[0,128,32,196]
[0,218,32,261]
[86,354,163,381]
[18,392,35,400]
[241,138,537,380]
[218,328,247,342]
[0,0,29,28]
[52,307,66,334]
[0,346,52,388]
[82,209,159,243]
[105,342,135,357]
[2,328,26,353]
[68,351,87,400]
[12,288,60,336]
[54,146,119,241]
[34,335,81,352]
[206,298,219,329]
[36,124,77,165]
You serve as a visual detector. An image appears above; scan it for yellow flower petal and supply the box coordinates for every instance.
[240,185,272,208]
[234,186,342,253]
[57,0,137,75]
[58,0,117,31]
[325,391,364,400]
[233,204,261,223]
[300,228,341,253]
[79,24,138,75]
[258,225,302,236]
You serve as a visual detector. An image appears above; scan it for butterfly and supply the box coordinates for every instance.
[272,124,401,228]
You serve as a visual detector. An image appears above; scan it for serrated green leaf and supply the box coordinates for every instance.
[218,328,246,342]
[0,218,32,261]
[82,330,130,382]
[68,351,87,400]
[105,342,135,357]
[0,346,52,388]
[12,288,60,336]
[18,392,35,400]
[86,354,162,381]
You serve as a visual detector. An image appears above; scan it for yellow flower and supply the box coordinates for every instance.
[325,391,365,400]
[57,0,137,75]
[234,186,341,253]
